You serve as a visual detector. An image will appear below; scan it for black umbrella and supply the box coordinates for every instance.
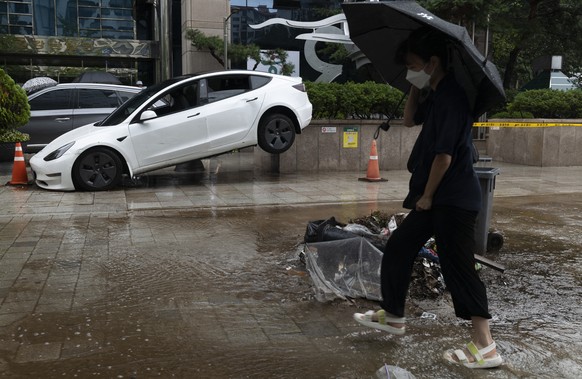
[73,71,122,84]
[342,0,505,118]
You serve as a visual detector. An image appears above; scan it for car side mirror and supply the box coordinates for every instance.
[140,110,157,121]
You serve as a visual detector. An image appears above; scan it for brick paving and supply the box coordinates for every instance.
[0,157,581,378]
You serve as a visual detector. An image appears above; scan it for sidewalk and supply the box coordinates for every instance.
[1,157,582,217]
[1,157,581,378]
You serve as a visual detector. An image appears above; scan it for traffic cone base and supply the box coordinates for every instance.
[359,140,388,182]
[7,142,30,186]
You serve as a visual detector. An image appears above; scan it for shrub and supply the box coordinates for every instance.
[0,68,30,142]
[305,81,404,120]
[507,89,579,118]
[563,89,582,118]
[490,111,534,119]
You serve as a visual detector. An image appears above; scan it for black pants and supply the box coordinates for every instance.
[380,206,491,320]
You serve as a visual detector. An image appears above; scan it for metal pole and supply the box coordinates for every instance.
[159,0,172,80]
[223,16,228,69]
[223,9,239,70]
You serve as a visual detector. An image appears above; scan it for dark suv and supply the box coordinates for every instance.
[1,83,140,160]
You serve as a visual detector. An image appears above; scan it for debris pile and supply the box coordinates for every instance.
[302,211,446,302]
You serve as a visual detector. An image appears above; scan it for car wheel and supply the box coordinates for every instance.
[257,113,296,154]
[72,147,123,191]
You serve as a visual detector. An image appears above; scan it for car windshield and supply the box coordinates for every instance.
[97,77,189,126]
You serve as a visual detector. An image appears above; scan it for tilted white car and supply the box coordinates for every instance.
[30,70,312,191]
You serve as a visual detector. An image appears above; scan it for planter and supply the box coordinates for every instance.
[254,119,420,173]
[486,118,582,166]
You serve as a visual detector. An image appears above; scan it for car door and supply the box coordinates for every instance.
[23,88,75,152]
[129,81,209,168]
[73,88,126,128]
[202,74,265,150]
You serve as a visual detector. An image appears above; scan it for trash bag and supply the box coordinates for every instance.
[304,217,360,243]
[304,237,383,302]
[305,217,387,251]
[375,364,417,379]
[302,215,445,302]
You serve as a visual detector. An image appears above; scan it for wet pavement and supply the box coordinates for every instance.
[0,153,581,378]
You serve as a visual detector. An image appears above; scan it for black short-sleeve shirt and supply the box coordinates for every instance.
[404,73,482,211]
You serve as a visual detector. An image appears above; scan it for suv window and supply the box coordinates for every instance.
[78,89,123,108]
[29,89,74,111]
[117,90,137,103]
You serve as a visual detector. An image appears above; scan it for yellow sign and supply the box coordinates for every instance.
[474,122,582,128]
[343,127,358,148]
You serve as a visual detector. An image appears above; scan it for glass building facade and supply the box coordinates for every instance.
[0,0,350,85]
[0,0,157,85]
[0,0,137,39]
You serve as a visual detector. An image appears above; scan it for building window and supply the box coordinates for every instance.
[0,0,135,39]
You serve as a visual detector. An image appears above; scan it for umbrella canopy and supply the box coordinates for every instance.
[342,0,505,117]
[21,77,57,94]
[73,71,122,84]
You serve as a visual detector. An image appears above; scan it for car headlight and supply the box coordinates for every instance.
[44,142,75,161]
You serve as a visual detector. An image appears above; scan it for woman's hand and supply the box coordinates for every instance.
[416,195,433,211]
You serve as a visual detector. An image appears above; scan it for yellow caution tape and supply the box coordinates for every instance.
[474,122,582,128]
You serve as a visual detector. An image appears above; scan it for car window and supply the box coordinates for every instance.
[145,81,199,118]
[250,75,271,89]
[117,90,138,104]
[205,75,250,103]
[99,80,168,126]
[29,89,74,111]
[78,89,121,108]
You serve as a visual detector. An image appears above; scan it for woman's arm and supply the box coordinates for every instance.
[403,86,420,127]
[416,153,452,211]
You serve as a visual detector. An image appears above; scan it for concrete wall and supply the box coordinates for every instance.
[255,119,420,173]
[486,119,582,166]
[255,118,582,173]
[181,0,229,74]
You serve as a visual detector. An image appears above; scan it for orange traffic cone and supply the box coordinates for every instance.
[358,139,387,182]
[7,142,30,186]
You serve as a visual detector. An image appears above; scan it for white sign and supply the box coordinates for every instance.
[247,50,300,77]
[321,126,337,133]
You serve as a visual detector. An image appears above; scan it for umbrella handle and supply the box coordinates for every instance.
[373,90,408,140]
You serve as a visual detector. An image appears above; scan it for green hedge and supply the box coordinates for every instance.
[0,68,30,142]
[497,89,582,119]
[305,81,404,120]
[307,82,581,120]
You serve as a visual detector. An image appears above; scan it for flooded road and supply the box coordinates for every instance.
[1,192,580,378]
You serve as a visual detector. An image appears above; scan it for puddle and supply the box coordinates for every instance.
[1,196,581,378]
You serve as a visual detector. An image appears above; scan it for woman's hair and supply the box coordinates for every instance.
[395,27,449,71]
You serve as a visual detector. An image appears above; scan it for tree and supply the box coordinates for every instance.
[185,29,294,75]
[185,29,227,67]
[419,0,582,90]
[0,68,30,143]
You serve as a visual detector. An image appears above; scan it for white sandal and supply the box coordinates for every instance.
[353,309,406,335]
[444,341,503,369]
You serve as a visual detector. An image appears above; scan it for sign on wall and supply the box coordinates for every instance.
[343,127,358,148]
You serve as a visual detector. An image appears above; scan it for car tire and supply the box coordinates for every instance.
[257,113,296,154]
[72,147,123,191]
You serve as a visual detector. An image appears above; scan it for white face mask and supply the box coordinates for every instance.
[406,65,432,89]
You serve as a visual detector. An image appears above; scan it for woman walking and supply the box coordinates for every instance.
[353,27,502,369]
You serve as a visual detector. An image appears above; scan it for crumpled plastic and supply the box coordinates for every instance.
[375,364,417,379]
[304,237,383,302]
[303,215,445,302]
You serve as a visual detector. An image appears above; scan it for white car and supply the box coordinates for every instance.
[30,70,313,191]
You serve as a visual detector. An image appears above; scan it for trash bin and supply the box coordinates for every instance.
[474,167,503,254]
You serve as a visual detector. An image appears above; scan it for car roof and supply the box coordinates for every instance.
[50,83,141,90]
[28,82,141,98]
